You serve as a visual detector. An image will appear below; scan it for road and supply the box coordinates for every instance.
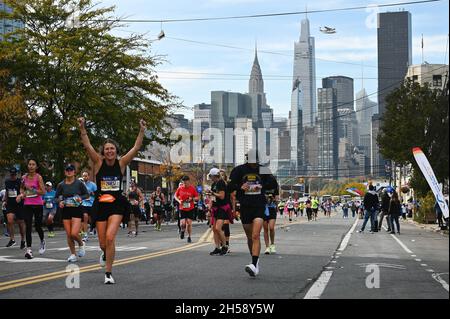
[0,212,448,299]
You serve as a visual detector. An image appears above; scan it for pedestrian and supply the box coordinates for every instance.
[357,184,379,234]
[311,197,319,221]
[228,149,279,277]
[127,182,143,237]
[305,197,312,221]
[401,203,407,220]
[151,186,166,231]
[342,201,349,219]
[435,201,444,229]
[20,159,46,259]
[350,201,357,218]
[56,164,89,262]
[378,188,392,232]
[263,193,278,255]
[78,117,146,284]
[388,191,401,234]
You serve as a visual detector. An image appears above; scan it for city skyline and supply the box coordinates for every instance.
[102,0,449,119]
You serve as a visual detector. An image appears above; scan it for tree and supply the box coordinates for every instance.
[0,0,177,181]
[378,79,449,196]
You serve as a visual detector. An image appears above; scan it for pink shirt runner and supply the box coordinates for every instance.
[23,174,43,206]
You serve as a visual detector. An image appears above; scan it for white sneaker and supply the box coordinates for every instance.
[99,252,106,267]
[25,248,33,259]
[67,254,78,262]
[104,274,115,284]
[39,240,46,255]
[245,263,259,277]
[270,244,276,254]
[264,247,271,255]
[78,242,86,257]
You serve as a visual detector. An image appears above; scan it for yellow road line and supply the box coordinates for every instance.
[0,242,209,291]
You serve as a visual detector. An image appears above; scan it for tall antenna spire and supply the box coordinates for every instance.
[305,4,308,19]
[361,60,364,90]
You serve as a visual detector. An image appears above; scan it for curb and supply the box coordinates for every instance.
[404,218,449,236]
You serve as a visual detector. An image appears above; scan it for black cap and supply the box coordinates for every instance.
[9,167,18,174]
[181,175,190,181]
[65,164,76,171]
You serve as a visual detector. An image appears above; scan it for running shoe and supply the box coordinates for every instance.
[82,234,88,242]
[78,242,86,257]
[264,247,271,255]
[209,248,221,256]
[180,231,185,240]
[104,273,115,284]
[99,252,106,267]
[20,241,26,249]
[39,240,46,254]
[25,249,33,259]
[67,254,78,262]
[270,244,276,254]
[48,231,55,238]
[219,246,228,255]
[6,239,16,247]
[245,263,259,277]
[187,237,192,243]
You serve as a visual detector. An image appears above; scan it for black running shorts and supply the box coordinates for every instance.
[240,205,265,224]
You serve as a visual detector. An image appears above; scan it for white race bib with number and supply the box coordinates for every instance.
[183,201,191,209]
[7,190,17,198]
[100,177,120,192]
[45,202,53,209]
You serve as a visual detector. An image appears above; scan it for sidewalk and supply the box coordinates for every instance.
[403,218,449,235]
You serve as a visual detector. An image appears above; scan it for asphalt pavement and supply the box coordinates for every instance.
[0,211,448,299]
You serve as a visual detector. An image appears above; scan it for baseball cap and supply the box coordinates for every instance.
[208,168,221,177]
[65,164,76,171]
[9,167,18,174]
[45,182,53,187]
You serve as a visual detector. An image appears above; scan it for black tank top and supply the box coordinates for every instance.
[129,190,139,201]
[96,159,123,198]
[153,193,163,208]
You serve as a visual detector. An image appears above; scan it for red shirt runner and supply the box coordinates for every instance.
[175,185,198,211]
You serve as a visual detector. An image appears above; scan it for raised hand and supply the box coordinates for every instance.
[139,119,147,131]
[78,117,86,129]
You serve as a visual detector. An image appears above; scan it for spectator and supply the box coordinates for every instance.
[357,184,379,233]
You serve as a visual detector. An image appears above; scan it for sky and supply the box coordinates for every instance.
[101,0,449,119]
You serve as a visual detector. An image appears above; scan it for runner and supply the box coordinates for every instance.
[1,189,8,237]
[305,197,313,221]
[207,168,231,256]
[311,196,320,221]
[293,198,299,218]
[196,195,206,223]
[20,159,46,259]
[277,200,285,217]
[151,186,166,231]
[228,149,279,277]
[220,169,233,253]
[127,181,143,237]
[174,176,199,243]
[299,200,305,217]
[56,164,89,262]
[263,193,278,255]
[286,196,295,222]
[80,171,97,241]
[78,117,147,284]
[3,167,26,248]
[42,182,57,238]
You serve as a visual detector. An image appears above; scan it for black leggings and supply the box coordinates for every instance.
[222,223,230,237]
[23,205,44,248]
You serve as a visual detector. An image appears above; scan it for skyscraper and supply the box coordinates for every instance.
[377,11,412,116]
[291,18,316,171]
[322,76,354,111]
[355,88,377,159]
[317,88,338,178]
[0,1,23,41]
[376,11,412,177]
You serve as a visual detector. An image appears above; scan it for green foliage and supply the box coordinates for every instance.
[414,191,436,224]
[378,79,449,196]
[0,0,177,181]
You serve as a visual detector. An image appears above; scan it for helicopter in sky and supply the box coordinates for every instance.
[320,26,336,34]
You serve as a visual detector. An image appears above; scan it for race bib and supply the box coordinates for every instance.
[7,189,17,198]
[45,202,54,209]
[100,176,120,192]
[130,199,139,206]
[182,201,191,209]
[25,188,38,198]
[245,182,262,195]
[64,196,81,207]
[154,200,161,207]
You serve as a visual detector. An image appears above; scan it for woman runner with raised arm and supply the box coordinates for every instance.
[78,117,146,284]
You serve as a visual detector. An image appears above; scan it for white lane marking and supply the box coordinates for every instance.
[432,273,449,292]
[304,219,357,299]
[355,263,406,270]
[390,234,413,254]
[426,269,435,273]
[415,258,422,262]
[304,271,334,299]
[337,218,359,251]
[411,255,417,257]
[421,264,428,267]
[46,246,147,252]
[0,256,66,263]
